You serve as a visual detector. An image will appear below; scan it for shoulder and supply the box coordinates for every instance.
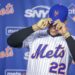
[33,29,47,34]
[32,29,49,37]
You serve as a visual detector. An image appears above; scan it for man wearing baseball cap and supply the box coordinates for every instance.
[7,4,75,75]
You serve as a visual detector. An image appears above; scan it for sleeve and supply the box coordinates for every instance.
[7,26,46,48]
[66,35,75,61]
[7,26,34,48]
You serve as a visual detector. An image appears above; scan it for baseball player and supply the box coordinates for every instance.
[7,4,75,75]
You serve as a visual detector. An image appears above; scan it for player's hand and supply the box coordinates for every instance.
[53,19,70,39]
[32,18,52,31]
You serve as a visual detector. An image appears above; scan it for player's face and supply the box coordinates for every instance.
[49,26,58,36]
[48,22,58,36]
[49,20,67,36]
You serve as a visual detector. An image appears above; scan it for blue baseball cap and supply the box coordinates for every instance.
[49,4,68,22]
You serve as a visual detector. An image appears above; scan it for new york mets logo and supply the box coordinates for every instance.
[0,3,14,16]
[54,10,59,16]
[31,44,65,59]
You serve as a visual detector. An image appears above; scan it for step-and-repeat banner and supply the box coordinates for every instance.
[0,0,75,75]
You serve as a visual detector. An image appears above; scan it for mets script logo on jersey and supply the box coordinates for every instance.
[31,44,65,59]
[68,3,75,21]
[24,5,50,18]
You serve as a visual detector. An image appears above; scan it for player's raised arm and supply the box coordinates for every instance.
[7,26,34,48]
[7,18,52,48]
[54,19,75,61]
[65,35,75,61]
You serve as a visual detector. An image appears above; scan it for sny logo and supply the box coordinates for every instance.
[24,5,50,18]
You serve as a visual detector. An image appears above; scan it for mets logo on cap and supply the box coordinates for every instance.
[54,10,59,16]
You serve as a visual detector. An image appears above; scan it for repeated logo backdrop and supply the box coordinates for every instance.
[0,0,75,75]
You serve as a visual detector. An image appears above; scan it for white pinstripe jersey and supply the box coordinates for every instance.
[23,30,72,75]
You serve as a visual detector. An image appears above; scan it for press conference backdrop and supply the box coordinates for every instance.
[0,0,75,75]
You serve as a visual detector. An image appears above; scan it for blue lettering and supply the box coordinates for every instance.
[31,44,65,59]
[31,44,48,58]
[54,45,64,58]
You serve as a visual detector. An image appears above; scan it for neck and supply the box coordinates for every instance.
[47,30,61,37]
[50,31,57,36]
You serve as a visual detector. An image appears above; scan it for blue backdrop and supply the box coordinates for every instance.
[0,0,75,75]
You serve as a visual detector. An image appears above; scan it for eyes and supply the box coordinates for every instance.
[48,22,57,30]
